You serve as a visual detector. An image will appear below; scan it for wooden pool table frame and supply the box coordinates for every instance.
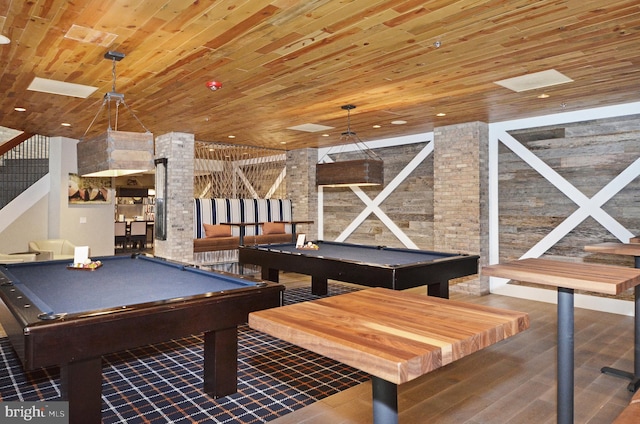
[239,240,479,298]
[0,258,284,424]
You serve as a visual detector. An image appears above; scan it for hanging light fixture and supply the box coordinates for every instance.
[316,104,383,187]
[76,51,154,177]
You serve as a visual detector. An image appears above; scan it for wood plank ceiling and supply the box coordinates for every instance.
[0,0,639,151]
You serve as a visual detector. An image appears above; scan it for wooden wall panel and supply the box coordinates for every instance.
[498,115,640,269]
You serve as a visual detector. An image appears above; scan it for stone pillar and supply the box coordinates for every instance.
[154,132,194,263]
[286,148,317,239]
[433,122,489,295]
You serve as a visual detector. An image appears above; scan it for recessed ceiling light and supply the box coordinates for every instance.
[322,134,330,137]
[436,112,446,117]
[391,120,407,125]
[0,35,10,45]
[537,93,550,99]
[372,125,381,128]
[61,122,71,127]
[227,135,235,139]
[14,107,26,112]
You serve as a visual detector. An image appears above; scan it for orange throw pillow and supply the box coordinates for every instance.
[204,223,231,238]
[262,222,285,235]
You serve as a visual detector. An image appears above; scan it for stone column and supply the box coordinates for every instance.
[154,132,194,263]
[433,122,489,295]
[286,148,317,240]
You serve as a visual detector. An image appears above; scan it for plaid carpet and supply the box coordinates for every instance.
[0,284,368,423]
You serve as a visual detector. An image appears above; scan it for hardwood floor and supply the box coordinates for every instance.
[0,265,631,422]
[271,272,635,424]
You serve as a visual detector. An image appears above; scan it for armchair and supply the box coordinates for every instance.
[28,239,77,261]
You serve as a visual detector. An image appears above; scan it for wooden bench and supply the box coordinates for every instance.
[193,231,293,252]
[193,198,296,252]
[613,390,640,424]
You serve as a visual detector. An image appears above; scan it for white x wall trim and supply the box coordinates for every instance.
[317,133,433,246]
[489,101,640,315]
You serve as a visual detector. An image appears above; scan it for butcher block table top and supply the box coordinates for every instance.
[482,258,640,296]
[483,257,640,424]
[248,287,529,385]
[585,242,640,257]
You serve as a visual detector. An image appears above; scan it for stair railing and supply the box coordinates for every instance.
[0,134,50,209]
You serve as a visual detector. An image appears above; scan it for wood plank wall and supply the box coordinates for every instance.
[499,114,640,268]
[320,142,433,249]
[314,114,639,297]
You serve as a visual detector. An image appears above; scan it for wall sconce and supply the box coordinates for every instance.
[154,158,167,241]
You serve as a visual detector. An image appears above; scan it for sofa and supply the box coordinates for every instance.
[28,239,77,261]
[0,253,38,264]
[194,198,295,253]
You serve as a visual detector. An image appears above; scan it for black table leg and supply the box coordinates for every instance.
[557,287,574,424]
[600,258,640,392]
[634,283,640,392]
[371,376,398,424]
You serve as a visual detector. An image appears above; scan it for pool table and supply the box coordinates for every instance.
[0,254,284,424]
[239,240,479,298]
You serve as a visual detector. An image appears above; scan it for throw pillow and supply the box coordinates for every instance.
[262,222,285,235]
[204,223,231,238]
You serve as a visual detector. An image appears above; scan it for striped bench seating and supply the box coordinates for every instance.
[194,198,294,253]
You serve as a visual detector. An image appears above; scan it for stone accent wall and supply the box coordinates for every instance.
[154,132,194,263]
[286,148,318,239]
[434,122,489,295]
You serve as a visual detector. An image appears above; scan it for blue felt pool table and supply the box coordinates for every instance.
[239,240,479,298]
[0,254,284,424]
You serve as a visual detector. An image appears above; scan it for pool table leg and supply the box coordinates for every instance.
[427,281,449,299]
[311,276,328,295]
[203,327,238,397]
[60,357,103,424]
[261,267,280,283]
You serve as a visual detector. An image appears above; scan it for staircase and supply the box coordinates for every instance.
[0,134,49,209]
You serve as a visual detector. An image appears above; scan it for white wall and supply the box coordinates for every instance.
[0,195,48,253]
[50,137,115,256]
[0,137,115,257]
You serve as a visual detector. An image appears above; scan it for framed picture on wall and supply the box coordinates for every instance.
[68,173,112,204]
